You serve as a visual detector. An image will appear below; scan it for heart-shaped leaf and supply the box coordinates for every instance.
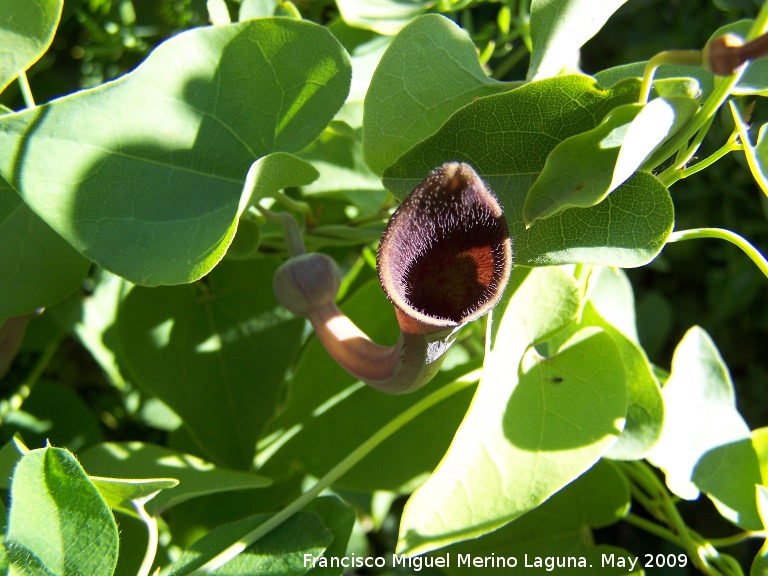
[383,75,674,268]
[0,19,351,285]
[398,267,627,554]
[523,95,698,225]
[363,14,519,176]
[647,326,751,501]
[80,442,271,515]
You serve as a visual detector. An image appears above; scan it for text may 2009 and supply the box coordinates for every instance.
[304,552,623,572]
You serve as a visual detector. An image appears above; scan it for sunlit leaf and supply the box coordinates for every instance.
[528,0,628,80]
[0,181,90,316]
[648,327,751,501]
[384,75,674,268]
[440,461,636,576]
[523,94,697,225]
[363,14,519,175]
[4,447,118,576]
[398,267,627,554]
[0,19,350,285]
[337,0,433,35]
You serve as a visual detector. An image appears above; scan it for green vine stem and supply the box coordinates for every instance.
[642,1,768,174]
[273,191,315,224]
[709,530,768,548]
[256,205,306,256]
[658,127,741,187]
[730,100,768,198]
[18,71,36,109]
[638,50,702,104]
[191,370,481,573]
[667,227,768,279]
[621,461,706,572]
[620,461,746,576]
[135,501,159,576]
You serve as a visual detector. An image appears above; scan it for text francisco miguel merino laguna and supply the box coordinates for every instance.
[304,552,635,571]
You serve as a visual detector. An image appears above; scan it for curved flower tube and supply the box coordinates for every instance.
[272,162,512,394]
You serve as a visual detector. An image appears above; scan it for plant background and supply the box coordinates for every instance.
[2,0,768,573]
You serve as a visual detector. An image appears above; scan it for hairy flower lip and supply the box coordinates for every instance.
[377,162,512,335]
[271,162,512,394]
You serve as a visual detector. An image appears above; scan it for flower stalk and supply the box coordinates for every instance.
[271,162,512,394]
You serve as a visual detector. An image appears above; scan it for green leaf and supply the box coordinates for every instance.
[553,267,663,460]
[440,461,635,576]
[383,75,675,268]
[244,152,320,206]
[363,14,519,176]
[259,280,478,492]
[90,476,179,517]
[116,258,304,469]
[336,0,433,35]
[4,446,119,576]
[586,266,639,343]
[615,96,698,178]
[595,63,711,101]
[647,326,751,501]
[524,94,697,225]
[586,306,662,461]
[523,101,643,224]
[0,181,90,316]
[693,437,762,530]
[528,0,628,80]
[0,0,63,93]
[167,509,332,575]
[0,19,351,285]
[398,268,628,554]
[692,427,768,532]
[753,485,768,576]
[79,442,271,515]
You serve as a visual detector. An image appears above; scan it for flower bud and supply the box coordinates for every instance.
[273,253,341,317]
[704,33,745,76]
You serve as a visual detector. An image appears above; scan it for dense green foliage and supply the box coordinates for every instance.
[1,0,767,574]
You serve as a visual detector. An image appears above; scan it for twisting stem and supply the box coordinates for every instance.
[638,50,702,104]
[191,370,481,573]
[667,228,768,279]
[256,205,306,256]
[135,502,159,576]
